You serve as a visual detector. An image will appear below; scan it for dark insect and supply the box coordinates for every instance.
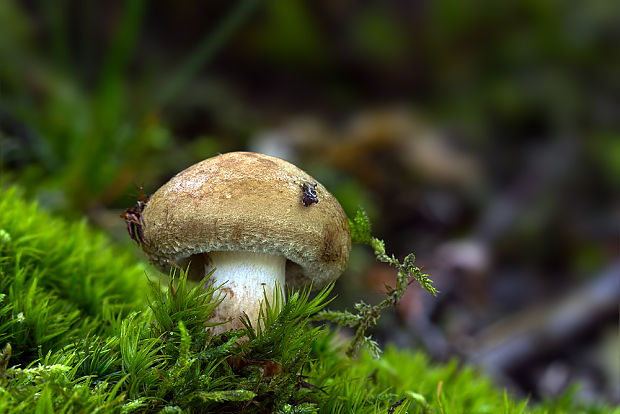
[121,185,149,245]
[301,182,318,207]
[387,397,406,414]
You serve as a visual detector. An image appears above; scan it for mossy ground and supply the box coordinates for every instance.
[0,187,616,413]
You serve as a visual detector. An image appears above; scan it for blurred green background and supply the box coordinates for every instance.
[0,0,618,405]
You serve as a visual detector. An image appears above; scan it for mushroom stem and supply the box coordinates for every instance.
[205,251,286,335]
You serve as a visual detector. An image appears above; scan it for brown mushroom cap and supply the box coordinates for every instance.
[140,151,351,289]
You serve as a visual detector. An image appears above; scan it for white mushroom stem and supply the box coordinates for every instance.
[204,251,286,336]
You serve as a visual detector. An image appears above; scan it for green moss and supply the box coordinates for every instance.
[0,187,616,413]
[319,208,436,357]
[0,187,148,364]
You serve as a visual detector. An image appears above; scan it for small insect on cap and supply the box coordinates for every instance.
[140,151,351,290]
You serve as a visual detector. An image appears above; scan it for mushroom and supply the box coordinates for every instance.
[138,152,351,335]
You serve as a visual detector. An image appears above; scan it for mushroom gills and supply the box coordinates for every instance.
[203,251,286,334]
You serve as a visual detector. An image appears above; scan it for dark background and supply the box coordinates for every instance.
[0,0,618,404]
